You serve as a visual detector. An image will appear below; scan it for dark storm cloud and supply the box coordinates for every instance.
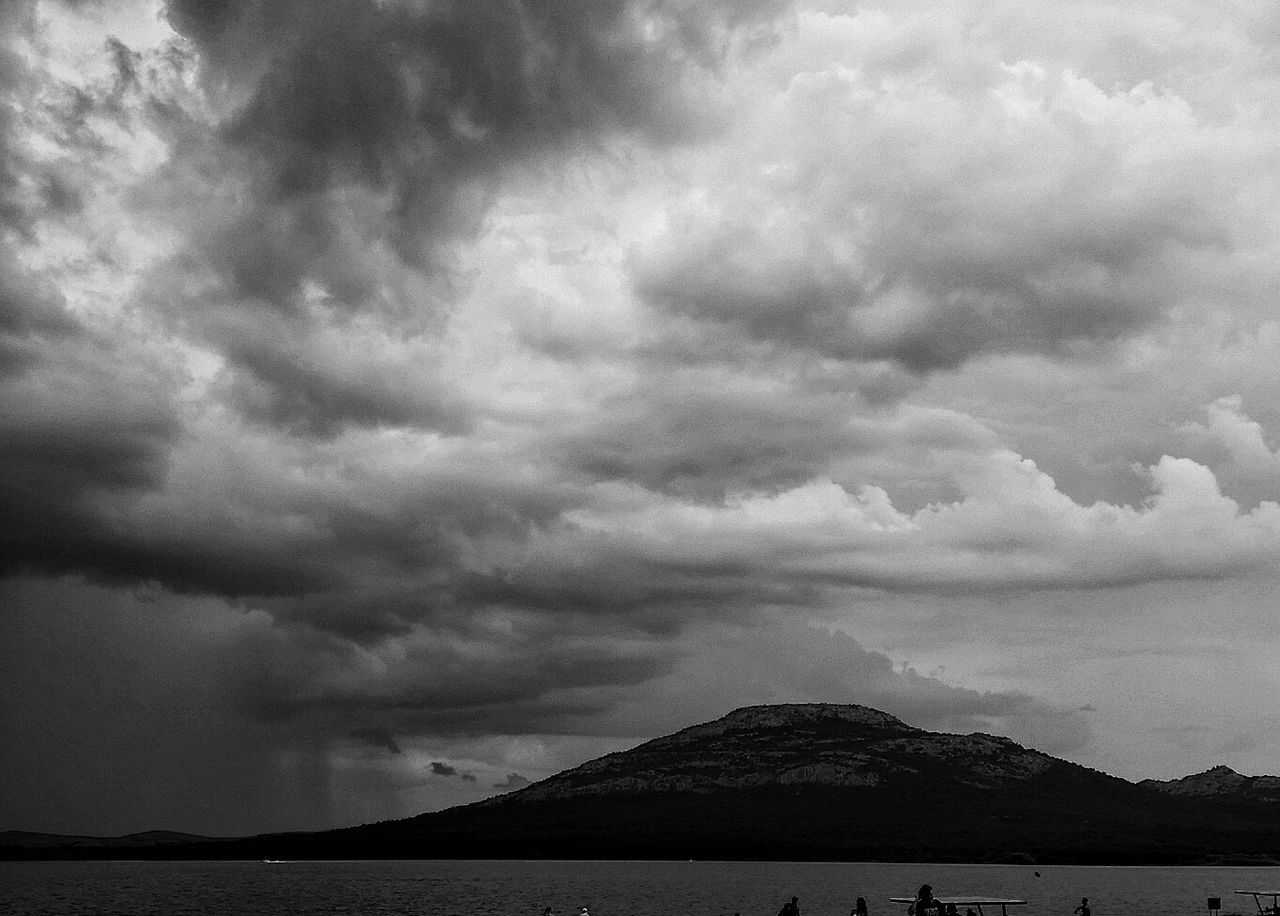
[166,0,787,186]
[0,5,182,584]
[221,614,676,734]
[0,265,82,377]
[637,215,1184,373]
[0,381,174,572]
[0,578,341,836]
[456,557,824,627]
[0,0,815,635]
[10,0,589,615]
[0,3,33,236]
[4,408,578,624]
[493,773,531,791]
[0,3,82,355]
[216,331,471,437]
[429,762,475,783]
[351,727,401,755]
[156,0,790,437]
[15,0,1280,838]
[558,380,873,499]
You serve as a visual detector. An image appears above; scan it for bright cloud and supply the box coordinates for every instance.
[553,446,1280,592]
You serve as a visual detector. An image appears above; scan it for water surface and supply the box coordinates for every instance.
[2,859,1277,916]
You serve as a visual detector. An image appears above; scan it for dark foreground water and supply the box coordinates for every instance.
[1,860,1277,916]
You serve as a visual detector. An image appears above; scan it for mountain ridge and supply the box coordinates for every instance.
[497,703,1064,802]
[5,702,1280,863]
[1140,764,1280,800]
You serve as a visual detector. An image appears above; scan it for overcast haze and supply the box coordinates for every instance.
[4,0,1280,837]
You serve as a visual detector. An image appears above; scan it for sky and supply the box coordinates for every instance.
[4,0,1280,838]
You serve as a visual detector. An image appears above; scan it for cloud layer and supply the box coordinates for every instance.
[4,0,1280,833]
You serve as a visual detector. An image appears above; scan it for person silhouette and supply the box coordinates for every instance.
[852,897,869,916]
[912,885,936,916]
[780,897,800,916]
[1074,898,1091,916]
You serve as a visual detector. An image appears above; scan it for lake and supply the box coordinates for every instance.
[1,860,1277,916]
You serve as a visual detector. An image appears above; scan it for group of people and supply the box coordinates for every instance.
[909,883,976,916]
[776,894,870,916]
[544,888,1092,916]
[907,883,1091,916]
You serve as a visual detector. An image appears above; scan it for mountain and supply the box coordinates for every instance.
[0,829,213,850]
[500,704,1059,801]
[1140,765,1280,802]
[6,703,1280,863]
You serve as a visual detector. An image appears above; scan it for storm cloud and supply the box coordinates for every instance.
[493,773,532,792]
[5,0,1280,835]
[351,727,402,755]
[429,762,476,784]
[156,0,792,436]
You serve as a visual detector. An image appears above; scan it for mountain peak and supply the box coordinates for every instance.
[725,702,913,727]
[1141,764,1280,799]
[681,702,917,737]
[502,701,1057,804]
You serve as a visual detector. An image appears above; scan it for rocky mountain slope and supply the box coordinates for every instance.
[1140,765,1280,801]
[6,703,1280,863]
[504,704,1056,801]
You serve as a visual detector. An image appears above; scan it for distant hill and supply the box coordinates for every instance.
[0,829,212,850]
[6,704,1280,863]
[1140,765,1280,803]
[499,704,1060,801]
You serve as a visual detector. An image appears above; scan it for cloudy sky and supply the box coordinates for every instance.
[4,0,1280,837]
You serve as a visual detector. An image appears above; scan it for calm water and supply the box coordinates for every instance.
[1,860,1277,916]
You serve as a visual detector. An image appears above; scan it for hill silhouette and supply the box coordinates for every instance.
[7,704,1280,863]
